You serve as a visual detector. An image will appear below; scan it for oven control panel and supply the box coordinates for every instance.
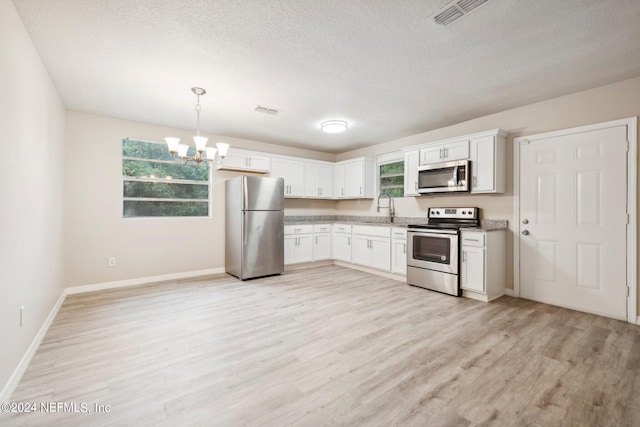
[428,207,478,219]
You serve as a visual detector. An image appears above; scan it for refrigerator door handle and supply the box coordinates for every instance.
[243,212,248,246]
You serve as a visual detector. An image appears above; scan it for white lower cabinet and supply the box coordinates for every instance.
[460,230,505,301]
[313,224,331,261]
[351,225,391,271]
[284,225,313,265]
[332,224,352,263]
[391,228,407,275]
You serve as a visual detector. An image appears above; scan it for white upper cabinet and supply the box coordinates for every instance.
[216,148,270,173]
[419,139,469,165]
[402,129,506,195]
[334,157,375,199]
[304,162,333,198]
[271,157,305,197]
[403,150,419,196]
[469,132,506,194]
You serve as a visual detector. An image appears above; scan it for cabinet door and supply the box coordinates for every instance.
[443,140,469,161]
[219,153,247,170]
[404,150,419,196]
[461,246,485,292]
[370,237,391,271]
[246,155,270,172]
[304,163,320,197]
[420,145,443,164]
[288,161,305,197]
[314,233,331,261]
[333,164,345,198]
[392,239,407,275]
[344,161,363,198]
[318,164,333,198]
[470,135,495,193]
[296,235,314,263]
[351,235,371,267]
[284,235,297,265]
[332,233,352,262]
[271,158,290,195]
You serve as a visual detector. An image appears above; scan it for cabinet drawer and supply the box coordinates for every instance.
[461,232,485,247]
[352,225,391,238]
[333,224,352,234]
[313,224,332,233]
[391,228,407,240]
[285,224,313,235]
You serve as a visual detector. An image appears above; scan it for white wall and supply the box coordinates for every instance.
[64,112,335,287]
[336,76,640,293]
[0,0,66,395]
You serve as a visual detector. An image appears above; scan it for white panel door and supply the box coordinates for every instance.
[313,234,331,261]
[519,125,628,320]
[461,246,484,292]
[369,237,391,271]
[344,161,363,197]
[352,236,371,267]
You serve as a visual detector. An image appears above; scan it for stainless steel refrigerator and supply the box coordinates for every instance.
[225,175,284,280]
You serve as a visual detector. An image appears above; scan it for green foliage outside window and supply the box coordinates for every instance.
[379,161,405,198]
[122,139,210,218]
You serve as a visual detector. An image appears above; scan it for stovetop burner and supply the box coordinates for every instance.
[408,207,480,230]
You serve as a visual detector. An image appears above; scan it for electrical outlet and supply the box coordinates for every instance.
[108,257,117,267]
[20,305,24,327]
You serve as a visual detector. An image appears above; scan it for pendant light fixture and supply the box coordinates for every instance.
[165,87,230,166]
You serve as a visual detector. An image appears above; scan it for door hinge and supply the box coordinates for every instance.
[626,285,630,297]
[626,140,630,152]
[520,139,530,145]
[626,213,630,224]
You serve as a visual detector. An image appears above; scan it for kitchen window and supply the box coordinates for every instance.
[378,152,404,198]
[122,138,210,218]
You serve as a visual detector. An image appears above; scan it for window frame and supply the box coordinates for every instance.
[122,138,212,219]
[377,151,405,198]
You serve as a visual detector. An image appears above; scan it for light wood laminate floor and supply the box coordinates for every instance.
[2,265,640,426]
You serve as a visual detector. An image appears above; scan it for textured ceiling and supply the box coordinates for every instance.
[11,0,640,153]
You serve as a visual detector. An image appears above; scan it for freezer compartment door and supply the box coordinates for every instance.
[241,210,284,279]
[242,176,284,211]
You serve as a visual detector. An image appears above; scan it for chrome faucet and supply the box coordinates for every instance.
[377,192,396,223]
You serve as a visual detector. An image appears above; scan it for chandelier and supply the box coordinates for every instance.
[165,87,229,166]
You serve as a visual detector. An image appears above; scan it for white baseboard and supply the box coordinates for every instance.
[504,288,515,297]
[333,261,406,283]
[65,267,227,295]
[0,291,66,403]
[0,267,227,402]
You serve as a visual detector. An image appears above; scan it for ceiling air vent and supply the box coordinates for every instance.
[433,0,490,26]
[254,105,280,115]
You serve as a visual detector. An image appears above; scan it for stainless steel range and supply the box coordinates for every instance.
[407,207,479,296]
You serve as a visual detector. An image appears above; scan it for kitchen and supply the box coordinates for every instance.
[3,0,640,425]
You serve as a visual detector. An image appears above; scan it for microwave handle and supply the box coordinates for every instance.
[453,166,459,184]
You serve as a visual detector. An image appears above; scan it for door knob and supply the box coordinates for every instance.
[522,230,529,236]
[522,219,529,224]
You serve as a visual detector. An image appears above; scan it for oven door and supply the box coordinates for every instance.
[407,230,458,274]
[417,160,469,193]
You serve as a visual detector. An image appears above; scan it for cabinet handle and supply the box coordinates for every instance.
[465,238,480,242]
[439,148,443,159]
[248,157,252,166]
[315,236,318,245]
[415,181,418,191]
[444,147,448,158]
[473,176,477,186]
[403,244,406,254]
[342,188,344,196]
[294,228,302,232]
[360,186,362,195]
[348,237,351,245]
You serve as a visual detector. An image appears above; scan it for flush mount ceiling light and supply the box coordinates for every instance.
[165,87,230,166]
[321,120,348,134]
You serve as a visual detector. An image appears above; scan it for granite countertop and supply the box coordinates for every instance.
[285,216,508,231]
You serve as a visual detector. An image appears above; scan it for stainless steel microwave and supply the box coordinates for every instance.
[417,160,470,194]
